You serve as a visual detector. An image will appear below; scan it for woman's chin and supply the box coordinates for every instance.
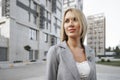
[68,34,77,38]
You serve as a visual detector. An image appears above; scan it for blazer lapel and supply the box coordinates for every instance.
[59,41,80,80]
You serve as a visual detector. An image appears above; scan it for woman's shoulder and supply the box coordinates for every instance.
[50,41,66,49]
[48,41,67,56]
[48,41,64,51]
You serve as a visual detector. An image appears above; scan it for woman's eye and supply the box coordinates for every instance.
[65,19,69,23]
[73,17,78,21]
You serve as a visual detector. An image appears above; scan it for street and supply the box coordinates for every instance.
[96,64,120,80]
[0,62,120,80]
[0,62,46,80]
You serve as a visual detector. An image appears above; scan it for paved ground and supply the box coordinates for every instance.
[96,64,120,80]
[0,62,120,80]
[0,62,46,80]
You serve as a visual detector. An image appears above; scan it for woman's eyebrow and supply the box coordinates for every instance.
[64,17,69,20]
[65,16,76,20]
[65,17,69,19]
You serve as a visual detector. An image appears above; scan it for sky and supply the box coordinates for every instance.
[83,0,120,48]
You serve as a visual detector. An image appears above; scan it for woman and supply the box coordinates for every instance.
[46,8,96,80]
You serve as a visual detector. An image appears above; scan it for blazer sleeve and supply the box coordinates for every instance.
[46,46,59,80]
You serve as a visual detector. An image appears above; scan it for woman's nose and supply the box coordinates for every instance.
[70,19,73,23]
[69,20,74,27]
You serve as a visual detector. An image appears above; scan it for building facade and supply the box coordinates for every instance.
[38,0,63,60]
[0,0,63,62]
[63,0,83,11]
[0,17,9,61]
[87,13,105,56]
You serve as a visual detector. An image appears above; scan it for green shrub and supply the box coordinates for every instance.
[107,59,111,62]
[101,59,105,62]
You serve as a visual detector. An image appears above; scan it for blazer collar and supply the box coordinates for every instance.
[58,41,92,60]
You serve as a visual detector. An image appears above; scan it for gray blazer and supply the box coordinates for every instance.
[46,41,96,80]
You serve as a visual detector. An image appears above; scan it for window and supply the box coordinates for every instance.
[33,2,37,11]
[33,2,37,25]
[34,15,37,24]
[51,36,57,46]
[52,0,56,12]
[35,50,38,59]
[39,5,45,29]
[55,26,57,33]
[2,0,10,16]
[44,51,48,56]
[63,0,74,6]
[48,23,51,31]
[46,11,51,30]
[44,33,48,42]
[29,50,38,60]
[0,47,7,61]
[29,28,37,40]
[28,0,31,21]
[48,12,51,20]
[29,50,33,60]
[55,17,57,33]
[46,21,48,29]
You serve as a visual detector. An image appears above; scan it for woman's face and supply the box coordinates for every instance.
[64,11,81,39]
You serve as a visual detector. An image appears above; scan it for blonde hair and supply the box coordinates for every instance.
[60,8,87,45]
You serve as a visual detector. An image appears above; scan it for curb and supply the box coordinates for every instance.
[0,61,38,69]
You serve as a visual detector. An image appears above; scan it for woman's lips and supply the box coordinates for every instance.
[68,29,76,32]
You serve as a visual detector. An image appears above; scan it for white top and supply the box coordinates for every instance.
[76,61,90,79]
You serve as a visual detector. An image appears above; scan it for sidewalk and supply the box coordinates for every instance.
[22,77,45,80]
[0,61,40,69]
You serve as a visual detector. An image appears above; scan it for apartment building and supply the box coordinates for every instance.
[0,0,63,62]
[63,0,83,11]
[87,13,105,56]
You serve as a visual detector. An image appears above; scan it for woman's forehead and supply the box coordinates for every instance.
[64,11,76,19]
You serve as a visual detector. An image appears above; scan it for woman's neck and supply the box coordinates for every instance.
[67,38,82,48]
